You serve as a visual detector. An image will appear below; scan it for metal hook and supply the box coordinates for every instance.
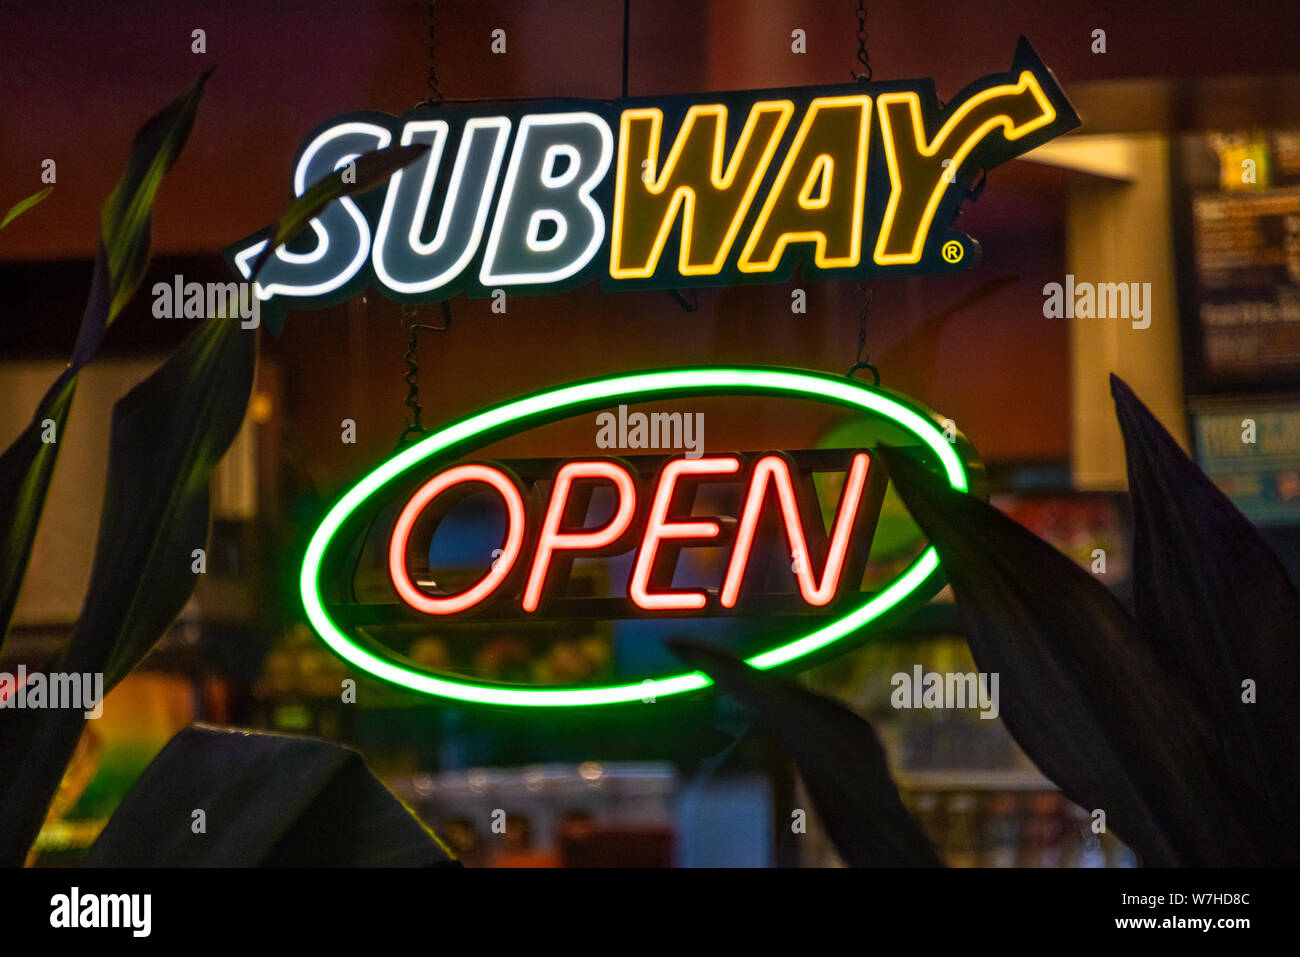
[668,288,698,312]
[852,0,872,83]
[422,1,443,108]
[846,360,880,387]
[963,168,988,204]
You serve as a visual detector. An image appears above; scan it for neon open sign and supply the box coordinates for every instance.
[231,39,1076,316]
[387,449,882,618]
[300,368,982,708]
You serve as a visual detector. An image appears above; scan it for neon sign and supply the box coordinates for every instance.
[231,39,1076,318]
[385,450,881,619]
[299,367,983,708]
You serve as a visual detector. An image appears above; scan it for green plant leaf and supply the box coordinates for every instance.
[0,186,52,229]
[0,317,254,865]
[0,373,78,648]
[85,725,456,866]
[101,68,213,321]
[667,638,942,867]
[878,445,1264,865]
[0,73,209,652]
[1111,374,1300,863]
[247,141,431,284]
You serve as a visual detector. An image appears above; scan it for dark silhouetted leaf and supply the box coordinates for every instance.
[0,73,209,651]
[1111,374,1300,863]
[86,725,456,866]
[0,317,254,865]
[0,186,52,229]
[878,445,1262,865]
[667,638,941,867]
[247,141,430,283]
[64,316,255,689]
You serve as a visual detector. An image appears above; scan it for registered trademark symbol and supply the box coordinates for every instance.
[941,240,964,263]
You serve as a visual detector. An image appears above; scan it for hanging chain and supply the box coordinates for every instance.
[847,3,876,386]
[396,2,454,447]
[398,304,450,447]
[400,313,430,443]
[852,0,872,83]
[622,0,631,98]
[423,1,443,106]
[847,285,879,385]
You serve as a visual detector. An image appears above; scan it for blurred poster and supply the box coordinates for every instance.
[991,492,1132,592]
[1193,401,1300,526]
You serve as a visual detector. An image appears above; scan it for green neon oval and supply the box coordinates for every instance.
[300,367,974,708]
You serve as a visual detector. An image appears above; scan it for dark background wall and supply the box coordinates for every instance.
[3,0,1296,495]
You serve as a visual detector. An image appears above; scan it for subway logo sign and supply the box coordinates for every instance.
[230,39,1077,317]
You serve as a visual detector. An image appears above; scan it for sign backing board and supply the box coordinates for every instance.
[229,39,1078,323]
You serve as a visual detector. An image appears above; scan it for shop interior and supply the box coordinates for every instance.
[2,0,1298,866]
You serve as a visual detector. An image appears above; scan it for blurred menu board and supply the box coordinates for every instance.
[1179,131,1300,391]
[1191,188,1300,378]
